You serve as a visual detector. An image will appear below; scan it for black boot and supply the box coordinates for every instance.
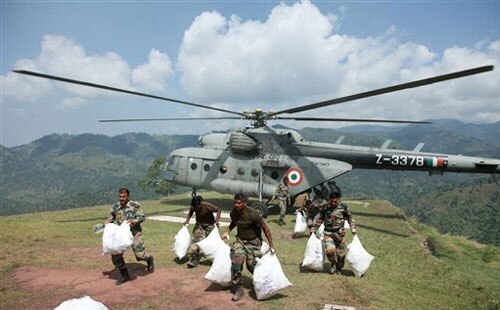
[115,268,130,285]
[147,256,155,272]
[231,285,243,301]
[187,255,199,268]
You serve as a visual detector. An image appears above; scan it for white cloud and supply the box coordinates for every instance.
[177,0,500,123]
[58,97,88,111]
[132,49,173,92]
[2,35,174,106]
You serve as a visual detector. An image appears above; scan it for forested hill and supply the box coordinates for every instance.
[1,133,198,215]
[1,120,499,244]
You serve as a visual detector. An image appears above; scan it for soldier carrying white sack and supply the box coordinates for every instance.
[311,191,356,275]
[221,193,276,302]
[103,188,154,285]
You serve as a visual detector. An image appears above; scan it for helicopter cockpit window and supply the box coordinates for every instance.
[191,162,198,170]
[204,164,211,172]
[166,156,180,171]
[219,165,227,174]
[271,171,280,179]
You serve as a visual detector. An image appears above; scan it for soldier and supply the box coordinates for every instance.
[298,198,325,231]
[183,195,221,267]
[272,176,290,226]
[293,189,310,211]
[104,188,154,285]
[311,191,356,275]
[221,193,276,302]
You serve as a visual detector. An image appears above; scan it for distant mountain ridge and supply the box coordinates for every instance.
[1,119,499,244]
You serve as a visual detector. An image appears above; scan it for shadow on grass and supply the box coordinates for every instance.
[352,211,405,220]
[357,223,409,238]
[55,216,106,223]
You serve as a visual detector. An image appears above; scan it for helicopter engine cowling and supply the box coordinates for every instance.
[229,132,259,152]
[198,133,229,150]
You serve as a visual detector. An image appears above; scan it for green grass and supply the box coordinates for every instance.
[1,193,499,309]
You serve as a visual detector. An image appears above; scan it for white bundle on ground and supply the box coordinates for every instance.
[301,233,324,271]
[102,222,133,255]
[197,228,224,261]
[204,242,231,286]
[172,225,191,259]
[54,295,109,310]
[253,253,292,300]
[294,212,307,234]
[346,235,375,278]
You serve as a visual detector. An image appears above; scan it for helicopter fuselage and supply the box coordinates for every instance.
[163,127,500,200]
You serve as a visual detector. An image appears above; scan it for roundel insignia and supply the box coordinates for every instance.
[285,168,303,186]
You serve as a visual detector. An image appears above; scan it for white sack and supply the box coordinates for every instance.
[253,253,292,300]
[102,222,133,255]
[346,235,375,278]
[301,233,324,271]
[197,227,224,261]
[260,241,270,255]
[316,223,325,240]
[204,243,231,286]
[344,220,350,229]
[172,225,191,259]
[54,295,109,310]
[294,212,307,233]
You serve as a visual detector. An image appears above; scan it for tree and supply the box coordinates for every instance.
[137,156,173,195]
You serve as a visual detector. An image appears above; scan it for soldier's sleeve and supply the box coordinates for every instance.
[343,204,356,233]
[312,208,323,230]
[130,201,146,224]
[107,204,117,223]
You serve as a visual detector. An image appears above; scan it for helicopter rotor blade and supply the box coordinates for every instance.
[12,70,244,117]
[99,117,242,122]
[270,65,494,116]
[276,116,432,124]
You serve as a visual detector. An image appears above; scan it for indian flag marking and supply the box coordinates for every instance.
[285,168,303,186]
[424,157,448,168]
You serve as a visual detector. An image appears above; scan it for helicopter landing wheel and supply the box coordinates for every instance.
[251,202,269,218]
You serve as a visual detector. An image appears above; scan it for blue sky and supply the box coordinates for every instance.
[2,1,499,147]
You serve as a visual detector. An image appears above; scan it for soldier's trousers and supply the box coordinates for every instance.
[188,223,215,256]
[230,238,263,286]
[278,198,287,220]
[111,231,150,269]
[323,232,346,270]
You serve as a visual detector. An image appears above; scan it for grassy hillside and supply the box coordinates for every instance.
[1,193,498,309]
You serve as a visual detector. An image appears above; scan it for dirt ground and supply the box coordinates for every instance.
[10,247,263,310]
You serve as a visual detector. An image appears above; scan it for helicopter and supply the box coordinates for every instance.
[13,65,500,217]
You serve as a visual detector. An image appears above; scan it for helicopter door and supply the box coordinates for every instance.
[186,157,203,187]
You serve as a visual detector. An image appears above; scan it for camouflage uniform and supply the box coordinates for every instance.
[107,200,152,269]
[302,199,325,229]
[274,182,290,222]
[229,206,265,287]
[188,202,219,258]
[313,202,356,273]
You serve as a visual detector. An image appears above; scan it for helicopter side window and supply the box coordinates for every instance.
[204,164,211,172]
[219,165,227,174]
[237,167,245,175]
[251,169,259,177]
[191,163,198,170]
[271,171,280,179]
[167,156,180,171]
